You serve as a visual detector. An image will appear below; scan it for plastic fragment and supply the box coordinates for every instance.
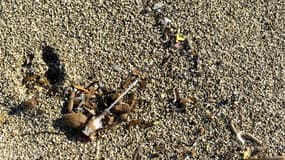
[243,149,251,159]
[153,2,164,11]
[159,17,171,25]
[176,33,186,42]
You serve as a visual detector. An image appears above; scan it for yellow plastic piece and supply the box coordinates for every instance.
[242,149,251,159]
[176,33,186,42]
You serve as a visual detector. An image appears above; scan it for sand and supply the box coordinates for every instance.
[0,0,284,159]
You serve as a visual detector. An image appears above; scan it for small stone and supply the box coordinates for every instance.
[160,93,166,99]
[113,65,122,72]
[98,81,104,88]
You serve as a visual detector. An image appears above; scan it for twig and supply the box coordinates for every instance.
[230,120,262,146]
[77,95,86,109]
[242,133,262,146]
[106,79,138,112]
[230,120,245,144]
[67,89,75,113]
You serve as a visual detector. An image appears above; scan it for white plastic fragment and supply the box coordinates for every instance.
[98,81,104,88]
[153,2,164,12]
[113,65,122,72]
[159,17,172,25]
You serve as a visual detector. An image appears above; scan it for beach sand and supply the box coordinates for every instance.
[0,1,284,159]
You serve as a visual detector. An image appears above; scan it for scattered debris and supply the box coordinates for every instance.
[82,79,138,140]
[61,76,140,141]
[142,2,200,76]
[151,3,192,54]
[23,74,50,89]
[169,88,197,112]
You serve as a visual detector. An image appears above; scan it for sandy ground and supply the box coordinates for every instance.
[0,0,284,159]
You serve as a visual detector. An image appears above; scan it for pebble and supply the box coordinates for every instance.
[160,93,166,99]
[98,81,104,88]
[113,65,122,72]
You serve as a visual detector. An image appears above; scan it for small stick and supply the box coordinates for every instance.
[242,133,262,146]
[67,90,75,113]
[173,88,180,103]
[72,84,89,93]
[230,120,245,144]
[77,95,86,109]
[85,86,96,107]
[105,79,138,113]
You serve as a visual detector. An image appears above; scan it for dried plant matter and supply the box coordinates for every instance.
[82,79,139,138]
[170,88,197,112]
[62,77,139,141]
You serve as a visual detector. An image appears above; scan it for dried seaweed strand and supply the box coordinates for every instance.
[67,90,75,113]
[106,79,138,112]
[230,120,245,144]
[242,132,262,146]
